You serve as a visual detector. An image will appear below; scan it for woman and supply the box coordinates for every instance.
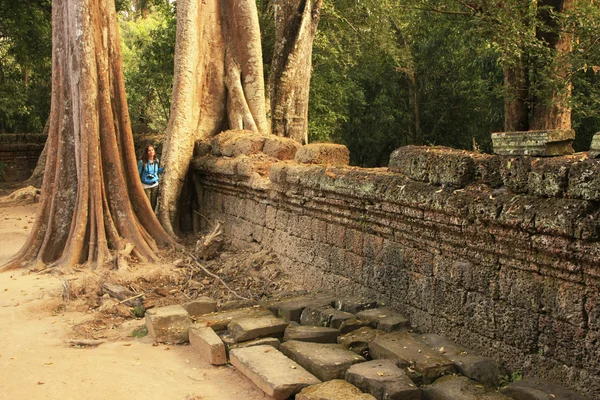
[138,144,164,211]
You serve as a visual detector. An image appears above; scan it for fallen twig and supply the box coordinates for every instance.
[193,259,249,300]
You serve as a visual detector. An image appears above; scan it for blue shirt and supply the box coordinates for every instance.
[138,159,164,185]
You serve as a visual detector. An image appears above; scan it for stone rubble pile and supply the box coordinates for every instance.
[145,292,590,400]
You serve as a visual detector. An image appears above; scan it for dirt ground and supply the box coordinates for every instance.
[0,195,270,399]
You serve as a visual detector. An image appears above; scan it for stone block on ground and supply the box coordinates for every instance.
[229,345,320,400]
[338,327,383,357]
[263,293,336,323]
[369,332,455,383]
[335,297,379,314]
[280,340,366,381]
[500,377,591,400]
[416,333,507,388]
[345,360,421,400]
[284,325,341,344]
[295,143,350,166]
[296,380,377,400]
[145,304,190,344]
[228,315,289,342]
[356,308,410,332]
[338,318,372,334]
[263,136,302,160]
[194,306,274,331]
[301,306,356,329]
[218,299,257,311]
[183,297,217,317]
[189,325,226,365]
[422,376,512,400]
[491,129,575,156]
[228,336,281,351]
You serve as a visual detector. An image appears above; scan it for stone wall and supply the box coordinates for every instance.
[0,134,46,181]
[191,141,600,397]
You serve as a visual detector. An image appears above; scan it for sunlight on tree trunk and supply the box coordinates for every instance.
[158,0,268,237]
[269,0,322,145]
[2,0,174,272]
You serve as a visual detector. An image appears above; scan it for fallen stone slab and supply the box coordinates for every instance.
[590,132,600,158]
[338,327,383,357]
[280,340,366,381]
[218,299,257,311]
[300,306,355,329]
[284,325,341,344]
[296,380,376,400]
[369,332,455,383]
[229,345,320,400]
[335,297,379,314]
[183,297,217,317]
[500,377,592,400]
[266,294,337,323]
[356,308,410,332]
[422,376,512,400]
[228,315,289,342]
[338,318,372,334]
[345,359,421,400]
[145,304,190,344]
[189,325,226,365]
[416,333,507,388]
[228,337,281,351]
[194,306,274,331]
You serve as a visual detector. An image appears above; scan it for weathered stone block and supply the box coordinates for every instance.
[301,306,356,329]
[369,332,455,383]
[189,325,227,365]
[265,294,336,323]
[423,376,512,400]
[296,380,376,400]
[567,160,600,201]
[263,136,301,160]
[225,336,281,351]
[295,143,350,166]
[501,377,591,400]
[194,306,274,331]
[388,146,476,188]
[345,360,421,400]
[220,131,266,157]
[280,340,366,381]
[183,297,217,317]
[356,308,410,332]
[228,315,289,342]
[416,333,507,388]
[335,297,379,314]
[527,157,576,197]
[338,327,383,356]
[492,129,575,156]
[283,325,341,344]
[499,156,532,194]
[145,305,190,344]
[229,345,320,400]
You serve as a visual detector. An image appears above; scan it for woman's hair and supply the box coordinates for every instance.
[141,144,155,165]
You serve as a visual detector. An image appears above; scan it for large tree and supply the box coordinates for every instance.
[158,0,269,237]
[2,0,173,272]
[269,0,323,144]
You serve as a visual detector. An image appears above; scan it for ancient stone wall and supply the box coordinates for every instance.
[191,141,600,397]
[0,134,46,181]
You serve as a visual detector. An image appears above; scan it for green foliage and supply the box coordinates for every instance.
[0,0,51,133]
[132,325,148,338]
[130,305,146,318]
[119,0,175,133]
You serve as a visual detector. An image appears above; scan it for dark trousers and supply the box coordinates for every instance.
[144,185,159,211]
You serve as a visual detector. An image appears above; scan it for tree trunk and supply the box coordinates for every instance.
[25,118,50,188]
[158,0,268,237]
[529,0,573,130]
[503,60,529,132]
[2,0,174,272]
[269,0,322,145]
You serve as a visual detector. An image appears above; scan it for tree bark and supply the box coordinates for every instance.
[503,60,529,132]
[25,118,50,188]
[269,0,322,145]
[529,0,573,130]
[2,0,174,272]
[158,0,268,237]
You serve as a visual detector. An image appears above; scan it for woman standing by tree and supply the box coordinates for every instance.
[138,144,163,212]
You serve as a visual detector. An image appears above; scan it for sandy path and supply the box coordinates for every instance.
[0,201,268,400]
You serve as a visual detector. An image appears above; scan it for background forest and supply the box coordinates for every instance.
[1,0,599,166]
